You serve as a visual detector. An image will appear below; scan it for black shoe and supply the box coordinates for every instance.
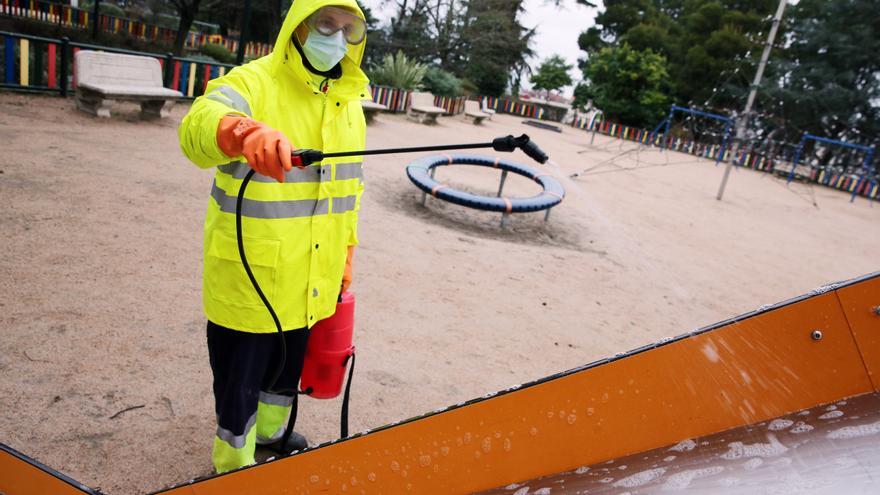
[268,430,309,455]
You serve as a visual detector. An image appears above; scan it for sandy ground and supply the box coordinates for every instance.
[0,92,877,494]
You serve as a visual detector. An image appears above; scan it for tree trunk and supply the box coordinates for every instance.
[174,8,195,55]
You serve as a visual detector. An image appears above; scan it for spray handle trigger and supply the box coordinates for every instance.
[291,149,325,167]
[492,135,518,153]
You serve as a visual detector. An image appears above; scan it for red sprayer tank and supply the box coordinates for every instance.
[300,292,355,399]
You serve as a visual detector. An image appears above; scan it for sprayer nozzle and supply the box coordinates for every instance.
[519,137,549,164]
[491,134,549,164]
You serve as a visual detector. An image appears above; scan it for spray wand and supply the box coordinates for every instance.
[287,133,549,167]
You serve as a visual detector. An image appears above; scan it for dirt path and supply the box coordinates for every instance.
[1,93,877,494]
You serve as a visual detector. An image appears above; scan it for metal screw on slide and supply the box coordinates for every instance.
[810,330,823,341]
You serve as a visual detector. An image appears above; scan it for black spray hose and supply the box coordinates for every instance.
[234,135,549,446]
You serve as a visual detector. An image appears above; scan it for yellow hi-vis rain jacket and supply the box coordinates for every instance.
[179,0,370,333]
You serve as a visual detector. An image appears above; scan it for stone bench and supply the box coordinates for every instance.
[480,99,496,119]
[75,50,183,119]
[463,100,490,125]
[406,91,446,125]
[362,100,388,124]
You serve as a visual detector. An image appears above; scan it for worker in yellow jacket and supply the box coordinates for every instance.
[178,0,369,474]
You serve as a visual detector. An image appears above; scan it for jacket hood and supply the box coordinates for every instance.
[270,0,368,86]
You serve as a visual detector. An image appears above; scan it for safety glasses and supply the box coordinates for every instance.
[305,6,367,45]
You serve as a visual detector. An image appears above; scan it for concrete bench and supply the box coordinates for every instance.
[362,100,388,124]
[406,91,446,125]
[463,100,490,125]
[75,50,183,119]
[480,99,496,119]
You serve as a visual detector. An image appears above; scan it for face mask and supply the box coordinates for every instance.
[302,30,348,72]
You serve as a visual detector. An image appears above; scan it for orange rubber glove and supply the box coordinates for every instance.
[217,116,297,182]
[341,246,354,293]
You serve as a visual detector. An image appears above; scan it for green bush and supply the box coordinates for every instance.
[200,43,235,64]
[422,66,461,97]
[368,51,427,90]
[80,1,128,18]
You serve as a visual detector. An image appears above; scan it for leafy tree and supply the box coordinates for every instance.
[761,0,880,147]
[460,0,533,96]
[577,43,671,127]
[579,0,778,109]
[531,55,573,96]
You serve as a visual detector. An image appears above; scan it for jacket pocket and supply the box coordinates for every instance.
[205,231,281,309]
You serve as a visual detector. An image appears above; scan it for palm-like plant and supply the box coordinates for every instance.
[368,51,428,90]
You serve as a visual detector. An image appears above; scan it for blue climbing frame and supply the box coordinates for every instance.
[785,133,876,203]
[654,105,734,165]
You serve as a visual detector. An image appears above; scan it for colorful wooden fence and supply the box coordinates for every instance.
[0,30,233,99]
[478,95,545,119]
[576,116,879,200]
[370,85,410,113]
[0,0,273,56]
[433,95,466,115]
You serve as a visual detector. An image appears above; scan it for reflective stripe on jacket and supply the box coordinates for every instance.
[178,0,370,332]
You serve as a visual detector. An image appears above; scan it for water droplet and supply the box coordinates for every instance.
[390,461,400,472]
[309,475,319,483]
[494,431,502,439]
[463,432,472,444]
[419,455,431,467]
[341,484,348,492]
[530,427,539,436]
[481,437,492,453]
[474,450,482,459]
[433,463,440,473]
[790,421,814,434]
[367,472,377,482]
[575,466,590,474]
[401,470,408,478]
[503,438,512,451]
[567,414,578,425]
[819,410,844,420]
[547,411,555,419]
[586,407,595,416]
[350,477,358,486]
[558,409,566,419]
[440,446,450,456]
[768,419,794,431]
[456,437,463,446]
[406,483,412,491]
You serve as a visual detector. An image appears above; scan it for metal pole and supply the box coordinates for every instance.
[236,0,253,65]
[422,166,437,206]
[851,149,874,203]
[496,170,508,197]
[717,0,787,200]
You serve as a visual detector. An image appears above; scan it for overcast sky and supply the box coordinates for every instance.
[360,0,602,95]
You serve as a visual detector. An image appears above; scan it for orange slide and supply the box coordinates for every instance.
[2,272,878,494]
